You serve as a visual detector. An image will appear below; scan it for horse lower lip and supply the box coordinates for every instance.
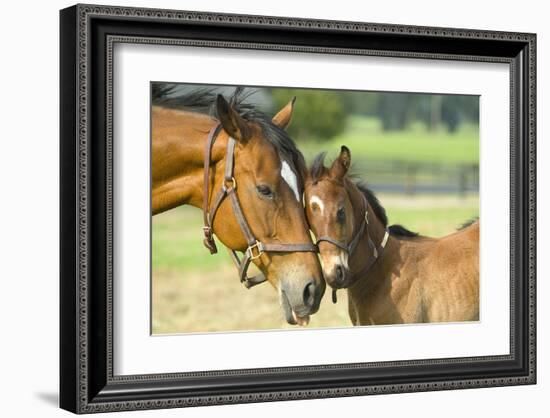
[280,290,296,325]
[292,310,310,326]
[281,289,311,325]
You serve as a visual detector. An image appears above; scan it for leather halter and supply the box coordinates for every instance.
[315,193,389,301]
[202,123,318,289]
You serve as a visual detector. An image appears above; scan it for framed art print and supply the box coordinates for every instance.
[60,4,536,413]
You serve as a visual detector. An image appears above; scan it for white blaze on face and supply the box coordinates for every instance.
[281,160,300,201]
[309,195,325,215]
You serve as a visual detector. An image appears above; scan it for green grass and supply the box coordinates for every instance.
[385,198,479,237]
[152,207,234,273]
[298,116,479,165]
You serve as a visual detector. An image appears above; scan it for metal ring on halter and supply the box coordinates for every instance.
[246,241,265,260]
[223,176,237,190]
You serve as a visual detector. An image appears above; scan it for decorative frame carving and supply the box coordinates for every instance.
[60,4,536,413]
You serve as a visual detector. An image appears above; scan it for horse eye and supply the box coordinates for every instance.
[256,185,274,198]
[336,207,346,223]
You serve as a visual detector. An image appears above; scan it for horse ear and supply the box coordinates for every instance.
[216,94,251,142]
[272,97,296,130]
[330,146,351,180]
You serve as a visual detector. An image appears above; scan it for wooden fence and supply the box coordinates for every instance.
[353,160,479,196]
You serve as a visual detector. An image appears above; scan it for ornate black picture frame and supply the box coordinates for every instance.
[60,3,536,414]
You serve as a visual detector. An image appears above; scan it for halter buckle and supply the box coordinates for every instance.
[246,241,265,260]
[202,226,218,254]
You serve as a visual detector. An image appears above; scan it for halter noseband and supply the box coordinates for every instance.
[201,123,318,289]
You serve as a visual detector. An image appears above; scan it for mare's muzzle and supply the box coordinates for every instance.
[280,276,323,325]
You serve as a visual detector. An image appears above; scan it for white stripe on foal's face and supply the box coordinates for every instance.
[309,195,325,215]
[281,160,300,201]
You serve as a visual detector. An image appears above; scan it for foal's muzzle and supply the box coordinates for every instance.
[326,263,350,289]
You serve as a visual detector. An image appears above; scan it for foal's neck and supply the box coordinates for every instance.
[346,183,399,289]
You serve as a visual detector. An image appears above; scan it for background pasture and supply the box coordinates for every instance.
[152,86,479,334]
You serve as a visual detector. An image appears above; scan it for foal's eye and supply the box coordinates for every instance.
[336,207,346,223]
[256,185,274,198]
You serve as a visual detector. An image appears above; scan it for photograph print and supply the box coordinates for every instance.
[151,83,480,334]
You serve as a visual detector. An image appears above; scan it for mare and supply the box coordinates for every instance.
[152,87,325,325]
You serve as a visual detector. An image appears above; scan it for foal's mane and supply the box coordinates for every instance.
[309,153,419,239]
[153,83,307,185]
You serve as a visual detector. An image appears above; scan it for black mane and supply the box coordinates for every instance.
[153,83,307,185]
[355,182,388,228]
[388,224,420,238]
[356,183,420,238]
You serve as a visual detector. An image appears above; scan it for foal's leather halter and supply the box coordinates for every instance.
[201,123,318,289]
[315,194,390,302]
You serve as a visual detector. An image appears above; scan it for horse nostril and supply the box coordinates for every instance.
[335,265,345,284]
[303,281,316,308]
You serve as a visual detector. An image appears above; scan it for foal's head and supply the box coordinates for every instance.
[213,93,325,325]
[305,146,379,289]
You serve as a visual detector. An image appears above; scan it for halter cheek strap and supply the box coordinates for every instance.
[201,123,318,289]
[202,124,224,254]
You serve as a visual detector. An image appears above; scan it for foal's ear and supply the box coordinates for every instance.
[329,146,351,180]
[272,97,296,130]
[216,95,251,142]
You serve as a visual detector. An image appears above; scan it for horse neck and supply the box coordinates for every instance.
[345,183,401,291]
[151,109,228,214]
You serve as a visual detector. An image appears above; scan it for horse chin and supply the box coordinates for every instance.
[280,290,311,326]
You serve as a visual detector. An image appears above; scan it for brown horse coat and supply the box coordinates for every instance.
[347,221,479,325]
[305,146,479,325]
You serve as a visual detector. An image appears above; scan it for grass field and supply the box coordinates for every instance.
[298,116,479,165]
[152,193,479,334]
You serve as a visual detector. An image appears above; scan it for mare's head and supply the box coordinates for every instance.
[305,146,384,289]
[211,90,325,324]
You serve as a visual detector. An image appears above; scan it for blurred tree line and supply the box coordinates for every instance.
[270,89,347,140]
[152,83,478,141]
[270,88,479,141]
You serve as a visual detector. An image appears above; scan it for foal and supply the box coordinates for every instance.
[305,146,479,325]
